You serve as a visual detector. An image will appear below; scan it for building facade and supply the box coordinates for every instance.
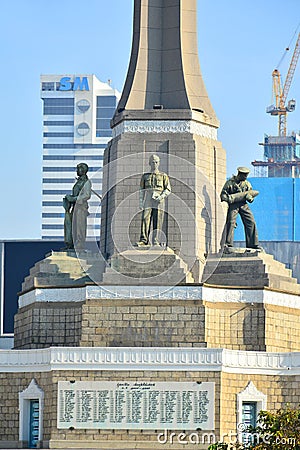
[252,133,300,178]
[0,240,62,349]
[41,74,120,240]
[234,176,300,281]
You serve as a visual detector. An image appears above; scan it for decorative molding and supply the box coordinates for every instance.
[18,285,204,308]
[238,381,267,400]
[0,347,300,375]
[19,284,300,311]
[190,121,218,139]
[112,120,218,140]
[88,285,203,300]
[19,287,88,308]
[19,378,44,398]
[264,289,300,308]
[202,286,300,309]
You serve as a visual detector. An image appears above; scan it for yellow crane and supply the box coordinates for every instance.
[266,32,300,136]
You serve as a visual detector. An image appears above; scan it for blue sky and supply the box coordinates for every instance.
[0,0,300,239]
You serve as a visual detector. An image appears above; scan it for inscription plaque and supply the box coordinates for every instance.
[58,381,214,430]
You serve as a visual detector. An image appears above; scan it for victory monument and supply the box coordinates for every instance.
[1,1,300,449]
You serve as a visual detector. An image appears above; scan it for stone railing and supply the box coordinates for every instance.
[0,347,300,374]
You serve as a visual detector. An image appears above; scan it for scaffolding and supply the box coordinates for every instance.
[252,133,300,177]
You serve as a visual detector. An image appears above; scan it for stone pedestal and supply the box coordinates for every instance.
[102,247,194,285]
[20,250,106,293]
[202,249,300,294]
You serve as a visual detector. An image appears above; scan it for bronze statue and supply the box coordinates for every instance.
[220,167,260,249]
[136,154,171,246]
[63,163,92,250]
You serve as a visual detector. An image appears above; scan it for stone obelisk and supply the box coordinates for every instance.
[100,0,226,280]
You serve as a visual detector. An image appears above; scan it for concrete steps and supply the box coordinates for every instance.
[20,247,194,293]
[21,251,106,293]
[102,247,195,285]
[202,249,300,294]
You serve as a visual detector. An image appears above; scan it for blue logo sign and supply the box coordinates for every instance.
[59,77,89,91]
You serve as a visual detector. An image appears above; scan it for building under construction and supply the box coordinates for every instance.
[252,31,300,178]
[235,31,300,276]
[252,132,300,177]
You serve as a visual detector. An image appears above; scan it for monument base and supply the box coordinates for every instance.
[7,246,300,448]
[15,280,300,352]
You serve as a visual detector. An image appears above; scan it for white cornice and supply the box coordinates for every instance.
[1,347,300,375]
[19,285,300,311]
[111,120,218,140]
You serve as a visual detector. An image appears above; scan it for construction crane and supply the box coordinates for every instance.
[266,32,300,136]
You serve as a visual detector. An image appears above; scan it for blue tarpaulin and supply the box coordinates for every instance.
[234,178,294,242]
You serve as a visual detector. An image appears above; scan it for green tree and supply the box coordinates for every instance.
[250,407,300,449]
[208,406,300,450]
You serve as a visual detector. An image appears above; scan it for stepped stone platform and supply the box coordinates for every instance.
[202,248,300,294]
[20,247,194,294]
[14,247,300,351]
[21,250,106,293]
[102,246,195,285]
[13,249,300,353]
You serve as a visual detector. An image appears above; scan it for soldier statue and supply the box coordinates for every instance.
[63,163,92,250]
[220,166,260,249]
[136,154,171,246]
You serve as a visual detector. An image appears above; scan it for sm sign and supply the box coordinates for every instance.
[59,77,90,91]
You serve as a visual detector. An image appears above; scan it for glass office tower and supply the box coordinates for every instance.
[41,74,120,240]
